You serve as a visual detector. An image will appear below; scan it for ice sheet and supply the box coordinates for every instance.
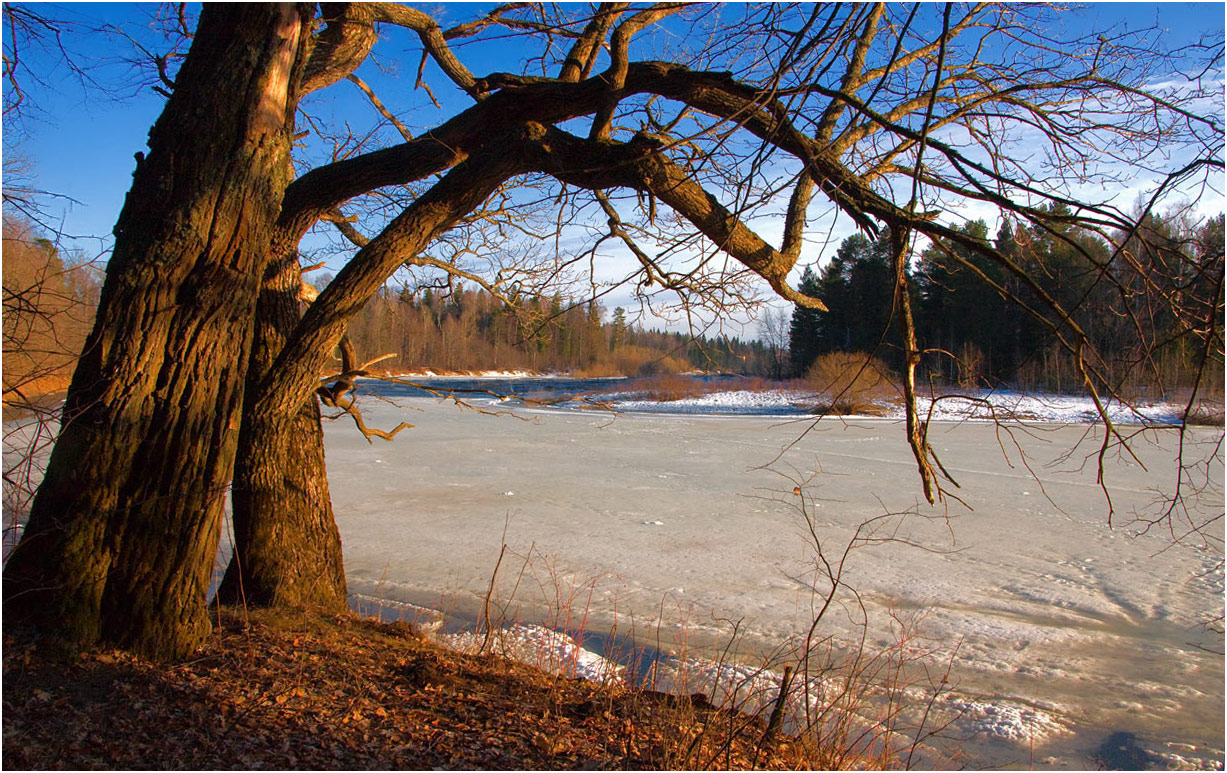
[324,394,1223,768]
[4,383,1219,768]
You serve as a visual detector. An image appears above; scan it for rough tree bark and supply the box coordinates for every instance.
[211,143,531,612]
[216,252,346,611]
[216,4,380,613]
[2,4,309,659]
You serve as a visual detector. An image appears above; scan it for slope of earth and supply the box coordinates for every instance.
[3,609,848,770]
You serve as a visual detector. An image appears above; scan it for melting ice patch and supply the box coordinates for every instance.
[1156,742,1227,771]
[890,392,1182,425]
[439,624,624,684]
[946,698,1071,745]
[650,655,790,716]
[438,623,1078,754]
[605,389,814,415]
[590,386,1184,423]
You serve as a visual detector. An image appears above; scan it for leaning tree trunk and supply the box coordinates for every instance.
[216,251,347,611]
[212,143,527,613]
[2,4,309,659]
[213,3,383,614]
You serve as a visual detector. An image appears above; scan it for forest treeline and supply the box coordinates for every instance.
[5,207,1223,398]
[1,217,101,405]
[342,283,775,377]
[1,212,773,400]
[788,208,1226,397]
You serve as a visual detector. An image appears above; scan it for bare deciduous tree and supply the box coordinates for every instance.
[3,3,1221,658]
[2,216,101,557]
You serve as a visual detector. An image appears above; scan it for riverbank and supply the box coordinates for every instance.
[3,383,1221,769]
[1,608,851,770]
[358,373,1197,423]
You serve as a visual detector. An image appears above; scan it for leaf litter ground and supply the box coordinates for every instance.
[3,608,812,770]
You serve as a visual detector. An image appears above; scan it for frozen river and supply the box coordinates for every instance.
[4,379,1220,769]
[323,391,1223,769]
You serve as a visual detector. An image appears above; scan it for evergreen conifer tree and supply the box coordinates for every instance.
[788,266,824,376]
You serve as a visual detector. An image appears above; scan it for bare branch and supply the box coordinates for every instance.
[368,3,483,99]
[346,74,413,142]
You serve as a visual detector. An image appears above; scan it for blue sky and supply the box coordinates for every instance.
[4,3,1224,332]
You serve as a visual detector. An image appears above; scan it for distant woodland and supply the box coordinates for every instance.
[787,209,1226,397]
[340,204,1226,396]
[1,214,772,403]
[345,285,774,377]
[1,217,101,404]
[5,208,1223,401]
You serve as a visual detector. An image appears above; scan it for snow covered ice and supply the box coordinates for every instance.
[7,382,1219,768]
[321,386,1223,768]
[441,623,625,684]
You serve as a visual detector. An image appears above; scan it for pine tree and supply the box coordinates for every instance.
[610,306,627,351]
[788,266,824,376]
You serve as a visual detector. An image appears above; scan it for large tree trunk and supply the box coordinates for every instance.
[212,2,384,613]
[2,4,308,660]
[213,2,384,615]
[216,252,346,611]
[211,145,527,613]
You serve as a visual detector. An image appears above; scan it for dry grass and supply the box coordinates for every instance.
[1168,382,1226,426]
[805,352,897,415]
[594,374,798,403]
[2,372,72,400]
[572,362,623,378]
[437,530,962,771]
[3,609,821,770]
[1183,400,1225,426]
[569,346,691,379]
[2,374,71,423]
[627,373,722,402]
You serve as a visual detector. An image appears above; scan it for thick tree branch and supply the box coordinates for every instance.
[589,4,688,140]
[368,3,482,99]
[559,2,627,82]
[780,174,813,261]
[813,2,884,144]
[270,116,852,420]
[278,54,1205,343]
[278,62,865,245]
[299,4,377,97]
[262,128,537,414]
[316,336,408,443]
[524,125,828,308]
